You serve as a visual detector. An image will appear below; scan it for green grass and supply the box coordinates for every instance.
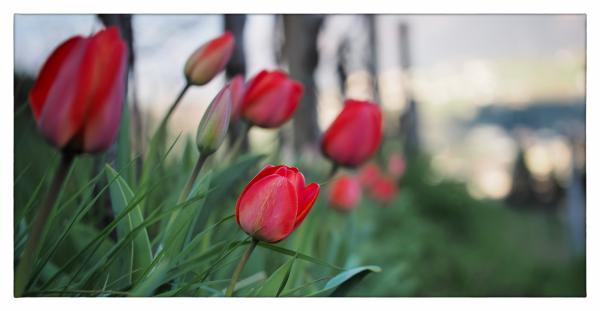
[13,74,584,297]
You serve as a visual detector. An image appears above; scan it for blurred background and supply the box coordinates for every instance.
[14,14,586,296]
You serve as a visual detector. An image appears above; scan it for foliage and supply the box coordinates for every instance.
[13,72,584,297]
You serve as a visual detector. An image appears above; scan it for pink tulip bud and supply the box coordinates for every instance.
[184,32,235,86]
[328,175,362,212]
[196,83,232,155]
[236,165,320,243]
[29,27,128,154]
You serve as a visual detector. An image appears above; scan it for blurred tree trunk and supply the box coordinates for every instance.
[283,15,324,154]
[397,23,420,156]
[224,14,249,151]
[367,15,380,103]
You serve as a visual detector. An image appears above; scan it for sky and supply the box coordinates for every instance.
[15,14,585,111]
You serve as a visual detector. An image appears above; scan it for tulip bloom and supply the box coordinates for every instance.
[228,75,246,123]
[321,100,383,167]
[359,162,382,188]
[236,165,320,243]
[241,70,304,128]
[388,153,406,179]
[29,27,128,154]
[370,176,397,204]
[184,32,235,86]
[329,175,362,212]
[196,83,232,155]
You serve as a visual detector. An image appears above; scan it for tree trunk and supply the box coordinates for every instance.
[283,15,324,155]
[224,14,249,152]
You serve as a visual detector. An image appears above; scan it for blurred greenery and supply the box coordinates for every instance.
[13,73,584,297]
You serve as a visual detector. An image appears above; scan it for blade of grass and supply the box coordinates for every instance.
[257,242,344,271]
[105,165,152,283]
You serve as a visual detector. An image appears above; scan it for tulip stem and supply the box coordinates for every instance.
[179,153,208,202]
[225,238,258,297]
[225,122,251,164]
[328,163,339,179]
[15,153,74,297]
[160,82,191,130]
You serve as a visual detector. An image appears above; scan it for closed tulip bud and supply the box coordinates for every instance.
[184,32,235,86]
[241,70,304,128]
[328,175,362,212]
[236,165,320,243]
[388,153,406,179]
[228,75,246,123]
[321,100,383,167]
[359,162,382,188]
[370,176,397,204]
[196,83,232,155]
[29,27,128,154]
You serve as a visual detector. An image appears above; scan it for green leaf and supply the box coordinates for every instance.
[129,259,170,297]
[255,256,295,297]
[116,100,132,185]
[161,171,212,258]
[197,154,265,230]
[257,242,343,271]
[309,265,382,297]
[105,165,152,283]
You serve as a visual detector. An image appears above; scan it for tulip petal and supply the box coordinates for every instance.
[37,37,91,149]
[237,175,298,243]
[29,36,84,122]
[236,164,277,225]
[241,70,303,128]
[82,28,128,152]
[294,182,320,229]
[322,100,382,167]
[185,32,234,85]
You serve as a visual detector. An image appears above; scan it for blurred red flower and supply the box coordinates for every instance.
[241,70,304,128]
[236,165,320,243]
[370,175,397,204]
[388,153,406,179]
[184,32,235,86]
[359,162,382,188]
[29,26,128,154]
[321,99,383,167]
[328,175,362,212]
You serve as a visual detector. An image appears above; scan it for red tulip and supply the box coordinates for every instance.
[236,165,320,243]
[29,27,128,154]
[241,70,304,128]
[321,99,383,167]
[359,162,382,188]
[388,153,406,179]
[184,32,235,86]
[328,175,362,212]
[370,176,397,204]
[228,75,246,123]
[196,82,232,155]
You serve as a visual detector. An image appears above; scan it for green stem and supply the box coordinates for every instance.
[159,82,191,131]
[178,153,208,203]
[15,153,74,296]
[225,238,258,297]
[328,163,339,179]
[224,122,251,165]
